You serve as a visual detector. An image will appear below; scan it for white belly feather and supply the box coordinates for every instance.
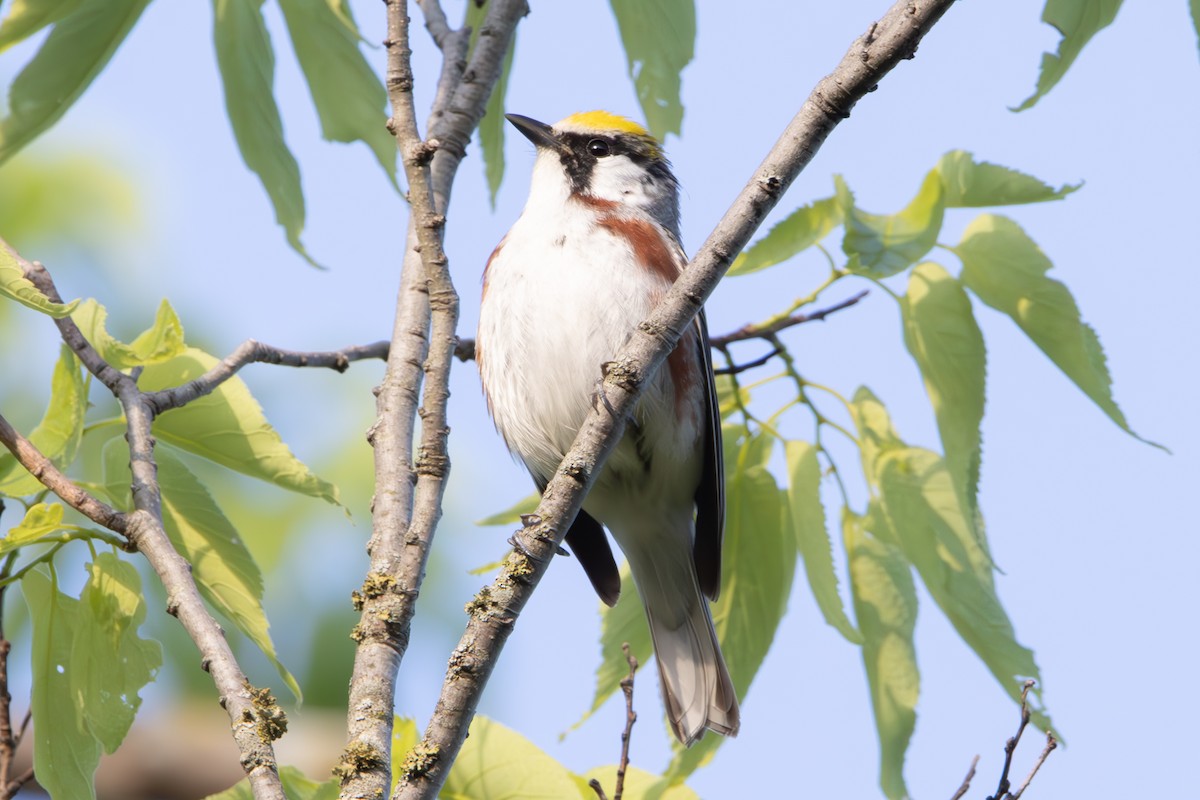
[477,205,700,506]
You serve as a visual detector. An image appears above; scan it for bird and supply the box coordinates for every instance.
[475,110,739,745]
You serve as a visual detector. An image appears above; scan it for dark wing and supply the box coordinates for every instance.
[692,309,726,601]
[533,474,621,607]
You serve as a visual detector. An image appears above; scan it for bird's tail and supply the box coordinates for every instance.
[627,538,740,746]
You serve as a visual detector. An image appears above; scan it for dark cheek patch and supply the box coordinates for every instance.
[560,151,592,194]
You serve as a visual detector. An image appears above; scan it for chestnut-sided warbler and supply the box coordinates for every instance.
[476,111,739,745]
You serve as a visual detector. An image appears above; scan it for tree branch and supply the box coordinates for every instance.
[414,0,451,49]
[144,339,389,415]
[948,754,980,800]
[986,679,1056,800]
[393,1,958,796]
[709,289,868,347]
[454,290,869,371]
[587,645,640,800]
[712,346,782,377]
[988,680,1035,800]
[1010,731,1057,799]
[4,247,127,396]
[1,240,288,800]
[0,520,23,800]
[339,2,525,798]
[614,643,638,800]
[0,414,130,533]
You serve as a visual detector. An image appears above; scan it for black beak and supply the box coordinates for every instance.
[506,114,562,151]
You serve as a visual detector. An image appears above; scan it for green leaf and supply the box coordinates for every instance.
[850,388,1051,732]
[277,0,397,187]
[23,568,102,800]
[203,765,339,800]
[479,35,515,207]
[936,150,1081,208]
[0,242,80,316]
[875,444,1051,731]
[0,502,67,554]
[1192,0,1200,63]
[140,347,340,504]
[582,766,698,800]
[727,196,842,277]
[0,344,86,497]
[0,0,151,165]
[128,301,187,362]
[466,0,517,206]
[955,214,1154,446]
[71,298,186,369]
[609,0,695,140]
[71,553,162,752]
[102,441,302,701]
[784,440,860,643]
[213,0,315,265]
[157,447,301,701]
[900,262,986,527]
[713,374,748,420]
[844,509,918,800]
[475,491,539,526]
[390,715,420,777]
[442,716,583,799]
[0,0,85,51]
[665,433,794,782]
[1014,0,1123,111]
[851,387,903,490]
[839,171,945,279]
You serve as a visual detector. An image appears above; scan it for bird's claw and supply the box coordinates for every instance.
[592,372,618,417]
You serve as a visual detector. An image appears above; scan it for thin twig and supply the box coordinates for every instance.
[414,0,452,48]
[2,767,33,799]
[614,643,639,800]
[948,754,979,800]
[709,290,869,348]
[145,339,388,414]
[10,253,128,395]
[14,713,27,750]
[1009,732,1057,799]
[0,526,18,797]
[456,290,869,370]
[586,647,638,800]
[988,680,1036,800]
[0,413,129,533]
[402,1,957,796]
[712,346,781,376]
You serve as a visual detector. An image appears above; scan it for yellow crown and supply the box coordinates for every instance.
[557,110,651,138]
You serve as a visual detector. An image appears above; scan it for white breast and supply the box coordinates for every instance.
[477,187,698,493]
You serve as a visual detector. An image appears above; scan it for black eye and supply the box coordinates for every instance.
[587,139,611,157]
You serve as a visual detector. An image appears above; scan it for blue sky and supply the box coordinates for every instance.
[4,0,1198,797]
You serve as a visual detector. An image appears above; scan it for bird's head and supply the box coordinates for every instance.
[507,111,681,236]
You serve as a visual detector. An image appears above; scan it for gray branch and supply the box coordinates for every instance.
[338,2,526,798]
[144,339,388,415]
[391,1,959,796]
[0,239,288,800]
[0,414,130,534]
